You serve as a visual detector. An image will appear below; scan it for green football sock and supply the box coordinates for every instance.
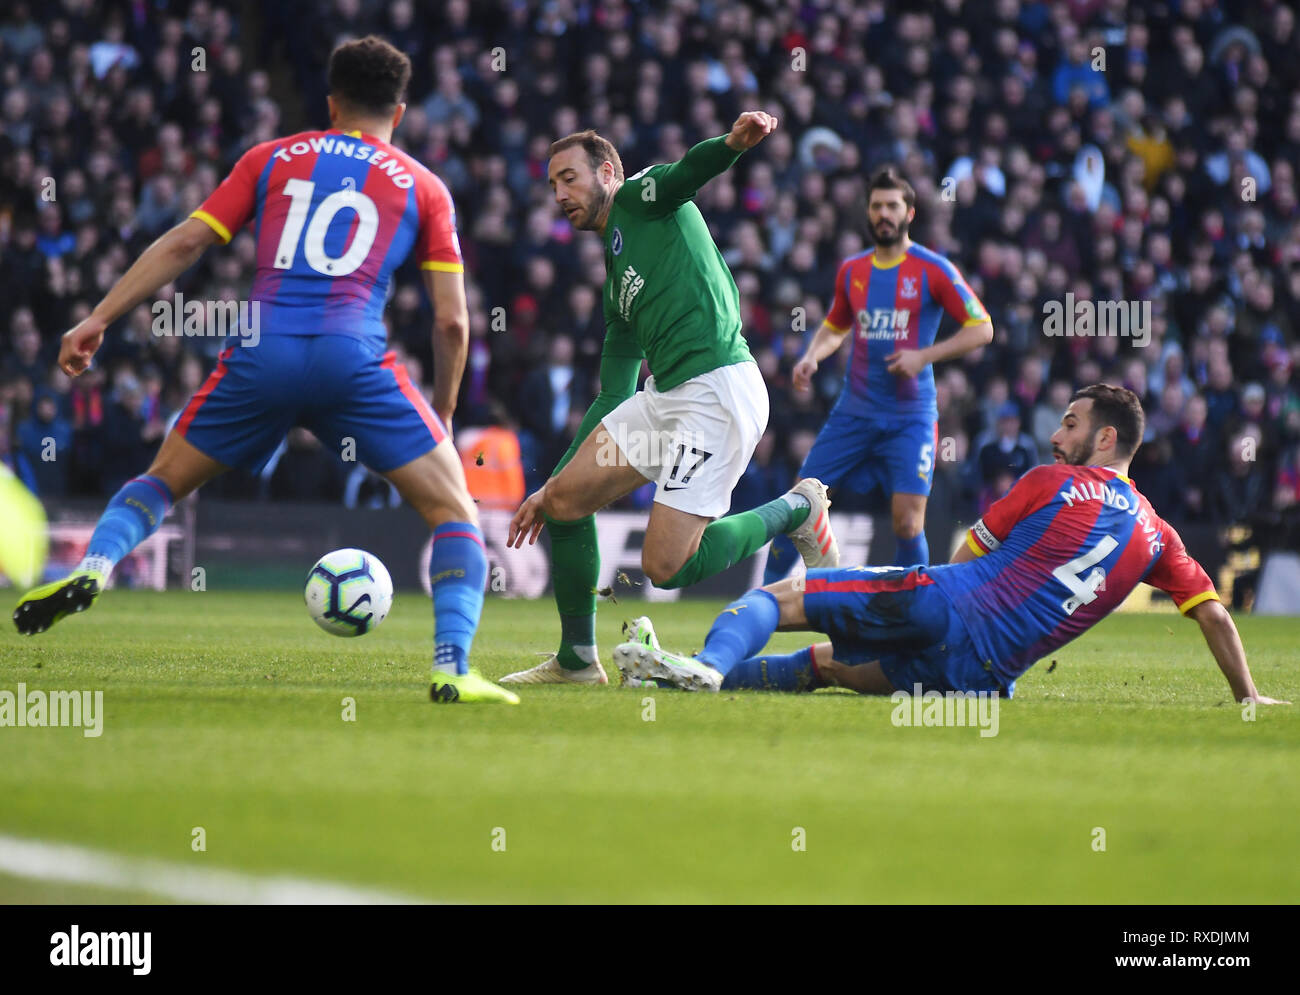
[546,513,599,669]
[660,496,809,590]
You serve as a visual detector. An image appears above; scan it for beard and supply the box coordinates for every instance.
[1054,440,1094,465]
[872,217,909,247]
[571,186,612,232]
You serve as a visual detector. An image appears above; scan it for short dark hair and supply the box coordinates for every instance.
[1073,384,1145,458]
[328,36,411,116]
[867,166,916,209]
[547,129,625,183]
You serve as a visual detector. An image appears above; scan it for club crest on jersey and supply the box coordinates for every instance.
[611,226,623,255]
[900,276,919,299]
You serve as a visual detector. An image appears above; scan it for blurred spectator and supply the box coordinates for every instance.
[974,401,1039,488]
[17,389,71,496]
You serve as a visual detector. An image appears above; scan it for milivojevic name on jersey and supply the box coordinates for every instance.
[270,135,415,189]
[1058,478,1165,556]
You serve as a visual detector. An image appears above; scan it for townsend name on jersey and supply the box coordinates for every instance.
[271,135,416,189]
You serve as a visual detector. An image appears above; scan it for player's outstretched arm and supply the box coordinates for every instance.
[636,111,776,216]
[423,269,470,427]
[59,217,222,376]
[1187,599,1290,704]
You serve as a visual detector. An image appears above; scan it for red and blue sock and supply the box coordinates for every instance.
[77,475,174,578]
[429,522,487,676]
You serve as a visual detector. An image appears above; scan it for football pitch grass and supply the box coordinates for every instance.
[1,590,1296,904]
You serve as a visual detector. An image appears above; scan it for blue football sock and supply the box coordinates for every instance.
[721,647,824,692]
[893,530,929,567]
[695,589,781,677]
[78,475,174,578]
[429,522,487,675]
[762,533,799,584]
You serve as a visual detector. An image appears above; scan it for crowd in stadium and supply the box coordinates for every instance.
[2,0,1299,535]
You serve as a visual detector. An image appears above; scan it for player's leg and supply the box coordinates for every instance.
[381,444,514,702]
[13,352,240,635]
[641,363,838,589]
[616,566,946,692]
[613,576,798,691]
[719,641,897,694]
[496,422,650,682]
[763,406,866,584]
[887,419,938,566]
[312,340,516,703]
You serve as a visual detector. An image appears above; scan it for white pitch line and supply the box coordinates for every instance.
[0,834,429,904]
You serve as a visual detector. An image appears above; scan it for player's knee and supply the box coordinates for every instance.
[641,550,685,588]
[892,514,924,540]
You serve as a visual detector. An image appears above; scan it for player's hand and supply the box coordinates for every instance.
[1244,694,1291,705]
[885,349,926,379]
[508,485,548,548]
[59,313,108,376]
[792,356,818,392]
[725,111,778,151]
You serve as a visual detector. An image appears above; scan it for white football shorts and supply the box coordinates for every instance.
[600,360,769,518]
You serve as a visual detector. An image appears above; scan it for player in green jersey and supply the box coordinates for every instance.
[502,112,840,685]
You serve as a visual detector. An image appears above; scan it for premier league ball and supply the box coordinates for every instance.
[304,548,393,637]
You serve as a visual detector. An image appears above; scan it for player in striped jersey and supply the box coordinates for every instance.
[616,386,1287,705]
[12,38,517,704]
[765,167,993,580]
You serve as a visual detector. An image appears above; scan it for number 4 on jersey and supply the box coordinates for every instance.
[1054,535,1119,615]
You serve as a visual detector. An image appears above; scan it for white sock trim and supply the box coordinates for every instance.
[75,554,115,579]
[781,493,811,513]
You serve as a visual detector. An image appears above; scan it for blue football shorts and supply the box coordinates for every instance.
[799,407,937,497]
[801,565,1012,696]
[176,335,446,474]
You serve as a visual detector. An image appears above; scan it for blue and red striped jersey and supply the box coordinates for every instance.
[929,463,1219,685]
[822,243,988,419]
[190,129,463,348]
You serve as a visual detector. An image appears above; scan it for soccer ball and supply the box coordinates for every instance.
[304,548,393,637]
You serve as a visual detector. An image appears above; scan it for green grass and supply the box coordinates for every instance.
[0,590,1296,903]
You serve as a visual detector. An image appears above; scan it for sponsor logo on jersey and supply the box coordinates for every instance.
[611,225,623,255]
[617,263,644,319]
[857,307,911,340]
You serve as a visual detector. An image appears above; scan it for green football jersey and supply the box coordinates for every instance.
[601,136,755,391]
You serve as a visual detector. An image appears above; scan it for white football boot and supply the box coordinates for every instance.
[613,641,722,693]
[619,617,663,687]
[785,478,839,569]
[498,653,609,685]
